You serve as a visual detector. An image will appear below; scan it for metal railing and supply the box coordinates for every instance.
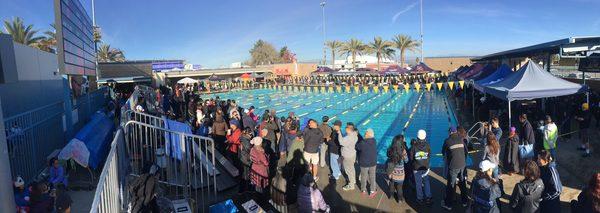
[90,128,128,213]
[4,101,65,182]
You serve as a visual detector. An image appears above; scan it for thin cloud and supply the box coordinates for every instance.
[438,5,517,18]
[392,1,419,23]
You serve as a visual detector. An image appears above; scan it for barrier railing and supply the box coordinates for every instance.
[3,101,65,182]
[90,128,128,213]
[124,120,218,211]
[122,110,165,128]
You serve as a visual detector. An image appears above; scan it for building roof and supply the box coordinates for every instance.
[473,36,600,61]
[98,62,153,79]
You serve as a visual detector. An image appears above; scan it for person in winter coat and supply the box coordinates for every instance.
[357,128,378,198]
[410,129,432,205]
[226,119,242,155]
[519,114,536,161]
[242,109,256,132]
[239,127,254,193]
[537,150,562,213]
[471,160,502,213]
[505,127,520,175]
[386,135,408,204]
[441,127,468,210]
[250,137,269,191]
[302,119,324,181]
[337,122,359,191]
[297,173,330,213]
[327,120,343,180]
[259,114,279,153]
[571,172,600,212]
[542,115,558,161]
[318,116,333,168]
[490,117,503,143]
[510,160,545,213]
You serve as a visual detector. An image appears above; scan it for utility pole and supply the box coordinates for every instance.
[419,0,424,63]
[321,0,327,66]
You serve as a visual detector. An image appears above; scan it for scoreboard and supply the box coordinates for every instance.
[54,0,96,76]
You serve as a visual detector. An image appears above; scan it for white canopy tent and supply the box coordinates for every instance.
[177,77,199,84]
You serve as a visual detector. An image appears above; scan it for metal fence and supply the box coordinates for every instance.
[72,87,110,131]
[4,101,65,182]
[90,128,128,213]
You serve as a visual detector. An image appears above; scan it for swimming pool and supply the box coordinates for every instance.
[202,87,461,167]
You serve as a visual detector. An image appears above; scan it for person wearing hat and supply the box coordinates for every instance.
[441,126,468,210]
[470,160,502,213]
[13,176,30,212]
[505,127,521,175]
[250,137,269,191]
[242,108,256,133]
[297,173,330,213]
[410,129,432,205]
[357,128,378,198]
[318,116,333,168]
[226,119,242,156]
[575,103,593,157]
[327,120,343,180]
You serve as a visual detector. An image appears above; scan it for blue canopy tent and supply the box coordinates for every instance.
[470,64,498,81]
[482,60,586,127]
[474,64,513,92]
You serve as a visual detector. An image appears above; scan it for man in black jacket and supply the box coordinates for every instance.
[410,129,432,205]
[357,128,378,198]
[302,119,324,181]
[327,120,342,180]
[441,126,469,210]
[519,114,535,160]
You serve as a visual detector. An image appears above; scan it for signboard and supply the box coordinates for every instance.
[579,57,600,73]
[54,0,96,76]
[152,61,185,72]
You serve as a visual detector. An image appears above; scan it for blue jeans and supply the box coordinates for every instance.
[330,153,341,179]
[414,170,431,200]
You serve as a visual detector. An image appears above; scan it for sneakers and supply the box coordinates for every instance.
[342,185,355,191]
[368,191,378,199]
[361,191,368,196]
[425,197,433,205]
[441,200,453,211]
[583,152,592,158]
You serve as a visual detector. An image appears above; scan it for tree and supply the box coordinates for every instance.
[340,38,367,70]
[368,36,395,71]
[97,44,125,62]
[326,40,343,68]
[279,46,296,63]
[249,39,279,66]
[3,17,44,46]
[392,34,420,67]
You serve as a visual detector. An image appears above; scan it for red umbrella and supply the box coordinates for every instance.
[240,73,252,79]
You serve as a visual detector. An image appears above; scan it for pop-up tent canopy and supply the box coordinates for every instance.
[383,65,409,75]
[410,63,440,74]
[483,60,586,127]
[207,74,224,81]
[474,64,513,92]
[177,77,199,84]
[459,64,484,80]
[471,64,497,81]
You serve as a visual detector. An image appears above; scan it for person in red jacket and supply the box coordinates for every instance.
[226,119,242,159]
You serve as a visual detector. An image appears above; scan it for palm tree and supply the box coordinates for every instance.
[34,24,57,53]
[326,40,343,69]
[97,44,125,62]
[340,38,367,70]
[368,36,395,71]
[3,17,44,46]
[392,34,420,67]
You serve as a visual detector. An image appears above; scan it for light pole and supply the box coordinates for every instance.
[419,0,424,63]
[321,0,326,66]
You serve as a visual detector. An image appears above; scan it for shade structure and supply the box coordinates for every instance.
[410,63,439,74]
[240,73,252,79]
[383,65,409,75]
[474,64,513,92]
[177,77,199,84]
[458,64,484,80]
[207,74,224,81]
[484,60,586,101]
[471,64,497,80]
[312,67,335,75]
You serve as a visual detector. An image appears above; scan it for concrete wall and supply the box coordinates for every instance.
[0,40,63,118]
[423,57,472,73]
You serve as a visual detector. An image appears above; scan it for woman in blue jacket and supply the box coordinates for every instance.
[538,150,563,213]
[471,160,502,213]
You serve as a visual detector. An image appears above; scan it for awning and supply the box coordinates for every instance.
[474,64,513,92]
[97,76,152,84]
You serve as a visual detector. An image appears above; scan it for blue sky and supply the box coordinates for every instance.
[2,0,600,68]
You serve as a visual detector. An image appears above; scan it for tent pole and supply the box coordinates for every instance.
[508,100,512,129]
[472,86,475,118]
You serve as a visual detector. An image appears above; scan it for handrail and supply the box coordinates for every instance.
[466,121,485,144]
[90,128,126,213]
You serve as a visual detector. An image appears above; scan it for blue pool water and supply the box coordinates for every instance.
[202,88,462,167]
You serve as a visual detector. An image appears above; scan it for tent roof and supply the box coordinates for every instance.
[458,64,484,79]
[383,65,409,75]
[240,73,252,78]
[483,60,586,101]
[474,64,513,92]
[471,64,497,80]
[410,63,439,73]
[177,77,199,84]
